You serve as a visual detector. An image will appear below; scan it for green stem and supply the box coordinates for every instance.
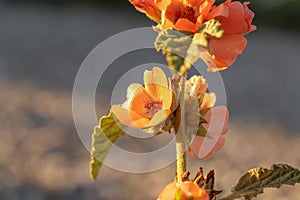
[176,73,187,184]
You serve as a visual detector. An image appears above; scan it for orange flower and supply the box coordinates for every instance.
[129,0,161,23]
[130,0,215,33]
[129,0,255,34]
[129,0,256,71]
[156,0,214,33]
[185,76,229,159]
[200,0,256,71]
[188,106,229,159]
[112,67,173,129]
[158,181,209,200]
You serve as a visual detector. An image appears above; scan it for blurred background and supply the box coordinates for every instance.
[0,0,300,199]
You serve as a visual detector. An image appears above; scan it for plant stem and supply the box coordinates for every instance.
[176,73,187,184]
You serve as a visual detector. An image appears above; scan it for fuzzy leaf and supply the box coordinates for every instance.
[194,19,224,48]
[154,26,193,73]
[220,164,300,200]
[90,112,125,180]
[153,20,224,74]
[196,125,208,137]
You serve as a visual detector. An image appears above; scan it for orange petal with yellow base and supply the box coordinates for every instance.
[144,67,172,110]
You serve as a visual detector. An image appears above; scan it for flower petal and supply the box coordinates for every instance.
[189,106,228,159]
[207,3,229,19]
[111,105,134,127]
[174,18,198,32]
[144,67,168,90]
[112,105,152,128]
[155,0,172,11]
[122,100,129,109]
[144,67,172,110]
[188,75,208,100]
[128,84,154,119]
[198,0,215,23]
[203,106,229,136]
[243,2,257,33]
[131,117,151,128]
[126,83,143,99]
[148,109,170,127]
[188,134,225,159]
[208,34,247,70]
[129,0,161,23]
[163,0,183,24]
[186,0,205,9]
[201,136,225,159]
[200,93,216,110]
[213,1,250,34]
[197,46,218,72]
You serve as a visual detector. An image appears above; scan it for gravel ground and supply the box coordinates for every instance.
[0,2,300,200]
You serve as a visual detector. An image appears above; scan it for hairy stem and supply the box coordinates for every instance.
[176,73,187,184]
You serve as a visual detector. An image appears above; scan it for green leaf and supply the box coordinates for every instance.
[196,125,208,137]
[90,112,125,180]
[194,19,224,48]
[153,20,223,74]
[220,164,300,200]
[154,26,193,74]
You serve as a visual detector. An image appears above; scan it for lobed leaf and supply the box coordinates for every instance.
[90,112,125,180]
[154,26,193,74]
[220,164,300,200]
[194,19,224,48]
[153,19,224,74]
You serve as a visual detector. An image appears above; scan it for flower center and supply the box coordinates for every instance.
[178,6,197,24]
[144,99,163,118]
